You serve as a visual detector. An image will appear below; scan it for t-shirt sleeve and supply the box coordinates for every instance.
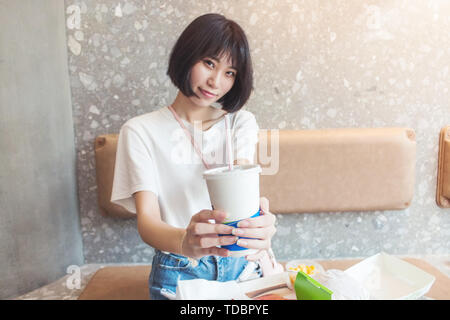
[110,123,158,214]
[233,111,260,164]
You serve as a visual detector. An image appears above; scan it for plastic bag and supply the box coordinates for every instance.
[313,269,370,300]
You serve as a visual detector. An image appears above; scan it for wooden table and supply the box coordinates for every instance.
[78,257,450,300]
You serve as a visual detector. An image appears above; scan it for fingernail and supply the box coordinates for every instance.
[232,228,244,236]
[238,220,249,228]
[226,237,238,244]
[237,239,247,247]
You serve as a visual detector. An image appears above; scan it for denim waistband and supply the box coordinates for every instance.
[149,249,262,300]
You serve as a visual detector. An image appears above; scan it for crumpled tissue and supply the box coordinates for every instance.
[314,269,371,300]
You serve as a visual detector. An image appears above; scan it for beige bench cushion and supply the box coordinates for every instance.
[437,126,450,207]
[94,128,416,218]
[258,128,416,213]
[95,135,135,218]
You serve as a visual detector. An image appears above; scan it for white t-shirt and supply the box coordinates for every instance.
[110,105,259,229]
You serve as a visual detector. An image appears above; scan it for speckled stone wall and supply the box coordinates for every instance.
[65,0,450,263]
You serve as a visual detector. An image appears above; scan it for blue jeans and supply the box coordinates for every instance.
[149,250,261,300]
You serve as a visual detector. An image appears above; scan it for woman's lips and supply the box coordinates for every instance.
[199,88,217,99]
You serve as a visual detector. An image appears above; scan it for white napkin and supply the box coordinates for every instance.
[175,279,251,300]
[314,269,370,300]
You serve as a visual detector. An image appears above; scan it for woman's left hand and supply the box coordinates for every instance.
[232,197,277,260]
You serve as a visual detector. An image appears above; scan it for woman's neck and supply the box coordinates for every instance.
[170,91,220,124]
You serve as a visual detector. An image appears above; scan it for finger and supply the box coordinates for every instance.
[211,209,229,224]
[208,247,231,257]
[195,235,238,248]
[237,212,276,228]
[245,249,265,261]
[192,209,227,223]
[260,197,270,213]
[232,225,276,240]
[236,238,271,250]
[190,222,234,236]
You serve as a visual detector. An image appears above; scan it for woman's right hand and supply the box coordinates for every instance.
[181,209,238,259]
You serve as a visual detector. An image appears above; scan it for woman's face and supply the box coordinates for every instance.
[188,53,237,107]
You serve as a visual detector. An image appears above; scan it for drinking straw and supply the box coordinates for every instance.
[225,114,233,171]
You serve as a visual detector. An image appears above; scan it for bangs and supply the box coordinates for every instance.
[201,31,247,73]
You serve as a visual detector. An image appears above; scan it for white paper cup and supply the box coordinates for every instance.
[203,164,262,257]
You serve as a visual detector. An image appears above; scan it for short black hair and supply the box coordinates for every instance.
[167,13,253,113]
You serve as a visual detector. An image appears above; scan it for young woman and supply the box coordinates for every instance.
[111,13,278,300]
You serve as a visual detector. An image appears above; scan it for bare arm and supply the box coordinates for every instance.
[134,190,186,255]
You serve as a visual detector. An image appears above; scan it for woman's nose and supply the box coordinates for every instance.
[207,72,220,88]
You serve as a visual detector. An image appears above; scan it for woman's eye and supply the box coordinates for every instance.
[226,71,236,77]
[204,59,214,68]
